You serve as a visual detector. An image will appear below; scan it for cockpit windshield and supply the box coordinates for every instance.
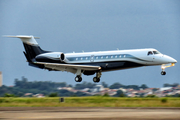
[153,51,161,54]
[147,51,161,56]
[147,51,153,55]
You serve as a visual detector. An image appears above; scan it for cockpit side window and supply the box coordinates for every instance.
[147,51,153,56]
[153,51,161,54]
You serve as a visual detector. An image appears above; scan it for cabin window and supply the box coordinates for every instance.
[101,56,103,59]
[147,51,153,55]
[96,57,98,59]
[111,56,113,58]
[86,57,88,60]
[76,58,78,60]
[115,55,117,58]
[124,55,126,57]
[106,56,108,59]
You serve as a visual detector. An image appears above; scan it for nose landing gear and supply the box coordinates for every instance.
[161,71,166,75]
[161,63,175,76]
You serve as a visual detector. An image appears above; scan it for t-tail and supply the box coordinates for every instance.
[5,35,48,67]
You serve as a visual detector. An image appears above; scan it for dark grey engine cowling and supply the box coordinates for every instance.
[35,52,65,63]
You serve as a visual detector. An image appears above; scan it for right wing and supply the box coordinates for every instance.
[34,62,101,74]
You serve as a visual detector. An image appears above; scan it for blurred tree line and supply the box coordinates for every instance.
[163,83,179,87]
[2,76,178,97]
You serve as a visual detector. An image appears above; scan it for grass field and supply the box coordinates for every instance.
[0,97,180,107]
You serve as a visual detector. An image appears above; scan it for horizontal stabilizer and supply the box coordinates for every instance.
[4,35,39,45]
[3,35,40,39]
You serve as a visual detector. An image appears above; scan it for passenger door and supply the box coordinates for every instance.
[90,55,94,62]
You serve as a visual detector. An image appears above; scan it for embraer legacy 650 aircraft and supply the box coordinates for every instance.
[6,35,177,83]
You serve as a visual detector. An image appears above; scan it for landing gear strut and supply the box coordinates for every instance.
[93,71,102,83]
[161,65,166,76]
[161,63,175,76]
[75,69,82,82]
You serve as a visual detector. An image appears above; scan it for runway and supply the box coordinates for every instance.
[0,107,180,120]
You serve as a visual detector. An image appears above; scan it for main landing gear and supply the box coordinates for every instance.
[161,63,175,76]
[74,69,102,83]
[75,75,82,82]
[75,69,82,82]
[93,71,102,83]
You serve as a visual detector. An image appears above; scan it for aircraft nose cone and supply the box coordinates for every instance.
[172,58,177,63]
[164,55,177,63]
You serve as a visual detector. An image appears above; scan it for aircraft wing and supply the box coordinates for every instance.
[34,62,101,74]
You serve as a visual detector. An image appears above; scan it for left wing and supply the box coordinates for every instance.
[34,62,101,74]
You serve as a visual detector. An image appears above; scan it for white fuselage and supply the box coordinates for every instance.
[38,48,177,67]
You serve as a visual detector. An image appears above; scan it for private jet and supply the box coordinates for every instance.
[6,35,177,83]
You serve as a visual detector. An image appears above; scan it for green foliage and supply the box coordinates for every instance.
[163,83,179,87]
[93,94,102,96]
[58,89,89,97]
[1,76,179,98]
[103,93,109,97]
[109,82,140,90]
[15,77,68,90]
[0,77,75,97]
[140,84,149,89]
[0,97,180,107]
[49,93,58,97]
[161,98,168,103]
[74,82,96,90]
[146,94,157,98]
[113,90,124,97]
[119,93,126,97]
[101,82,108,88]
[109,82,123,89]
[4,93,16,97]
[165,95,172,97]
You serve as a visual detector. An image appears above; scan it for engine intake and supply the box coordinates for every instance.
[60,53,65,61]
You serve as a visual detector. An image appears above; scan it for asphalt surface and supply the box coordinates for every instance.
[0,107,180,120]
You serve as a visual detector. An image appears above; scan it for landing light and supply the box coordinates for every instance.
[161,66,166,70]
